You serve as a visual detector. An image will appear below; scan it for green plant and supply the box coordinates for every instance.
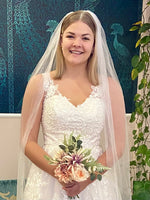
[132,181,150,200]
[129,0,150,182]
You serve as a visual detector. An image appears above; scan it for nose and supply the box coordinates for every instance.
[73,38,82,47]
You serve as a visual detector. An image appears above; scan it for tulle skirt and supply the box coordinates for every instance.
[24,163,122,200]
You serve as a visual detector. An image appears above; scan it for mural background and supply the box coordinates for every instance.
[0,0,142,113]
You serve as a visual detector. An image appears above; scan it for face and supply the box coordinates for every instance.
[61,21,94,68]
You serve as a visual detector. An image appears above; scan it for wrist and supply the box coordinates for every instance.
[48,164,57,177]
[87,176,95,185]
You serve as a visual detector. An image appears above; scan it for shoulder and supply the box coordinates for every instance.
[24,74,45,97]
[28,73,43,86]
[28,72,51,87]
[26,71,56,94]
[108,77,124,103]
[108,77,123,96]
[108,77,121,90]
[108,77,125,111]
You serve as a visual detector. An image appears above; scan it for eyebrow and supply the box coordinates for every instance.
[66,31,92,37]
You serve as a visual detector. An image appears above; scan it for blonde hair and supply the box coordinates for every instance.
[54,10,98,85]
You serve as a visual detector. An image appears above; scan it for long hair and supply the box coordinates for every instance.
[54,10,98,85]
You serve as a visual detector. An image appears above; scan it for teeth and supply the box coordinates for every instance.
[70,50,82,54]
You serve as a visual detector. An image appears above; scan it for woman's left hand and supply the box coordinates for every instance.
[63,178,92,197]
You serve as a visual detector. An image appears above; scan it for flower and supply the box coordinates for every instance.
[71,163,89,182]
[55,163,72,183]
[45,133,110,198]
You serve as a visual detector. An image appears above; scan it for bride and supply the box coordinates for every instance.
[17,10,131,200]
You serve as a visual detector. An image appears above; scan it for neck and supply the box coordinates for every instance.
[63,63,88,79]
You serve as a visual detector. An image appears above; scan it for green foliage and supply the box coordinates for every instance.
[139,23,150,34]
[131,55,139,68]
[69,194,79,199]
[97,174,102,181]
[132,181,150,200]
[90,173,96,181]
[46,133,110,185]
[129,2,150,184]
[59,133,83,153]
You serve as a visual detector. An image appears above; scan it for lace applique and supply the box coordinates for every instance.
[44,74,104,102]
[41,79,105,159]
[24,75,121,200]
[42,73,51,93]
[91,85,104,98]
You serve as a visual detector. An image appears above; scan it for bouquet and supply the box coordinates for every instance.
[45,133,110,199]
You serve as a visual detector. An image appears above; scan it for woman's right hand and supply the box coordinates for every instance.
[58,180,76,188]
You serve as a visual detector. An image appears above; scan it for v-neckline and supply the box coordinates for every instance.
[48,75,97,108]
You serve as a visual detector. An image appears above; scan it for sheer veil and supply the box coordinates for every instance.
[17,10,131,200]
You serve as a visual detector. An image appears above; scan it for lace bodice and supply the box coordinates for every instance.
[24,74,122,200]
[41,74,105,159]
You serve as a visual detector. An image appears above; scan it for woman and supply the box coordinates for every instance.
[17,10,131,200]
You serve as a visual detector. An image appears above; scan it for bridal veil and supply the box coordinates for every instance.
[17,10,131,200]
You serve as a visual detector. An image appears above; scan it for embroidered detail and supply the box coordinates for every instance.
[0,192,16,200]
[24,73,120,200]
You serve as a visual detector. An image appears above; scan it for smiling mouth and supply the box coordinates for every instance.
[70,50,83,55]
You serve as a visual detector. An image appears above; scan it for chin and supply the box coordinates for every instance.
[67,58,88,66]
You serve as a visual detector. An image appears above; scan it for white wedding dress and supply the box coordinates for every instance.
[23,74,122,200]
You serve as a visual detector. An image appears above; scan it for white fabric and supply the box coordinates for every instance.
[17,10,131,200]
[23,74,121,200]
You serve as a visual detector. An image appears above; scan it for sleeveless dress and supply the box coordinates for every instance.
[23,74,122,200]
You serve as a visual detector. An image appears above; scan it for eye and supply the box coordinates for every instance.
[82,37,90,41]
[66,35,74,39]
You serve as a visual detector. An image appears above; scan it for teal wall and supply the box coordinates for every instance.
[0,0,142,113]
[0,180,17,199]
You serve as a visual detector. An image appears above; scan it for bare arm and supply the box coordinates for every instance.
[97,77,126,167]
[21,74,56,177]
[25,142,56,177]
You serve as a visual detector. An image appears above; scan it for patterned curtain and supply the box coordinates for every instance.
[0,0,142,113]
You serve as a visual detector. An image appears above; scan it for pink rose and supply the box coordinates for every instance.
[71,164,89,182]
[55,164,72,183]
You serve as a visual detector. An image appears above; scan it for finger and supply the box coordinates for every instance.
[63,183,79,197]
[63,184,74,191]
[64,182,76,188]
